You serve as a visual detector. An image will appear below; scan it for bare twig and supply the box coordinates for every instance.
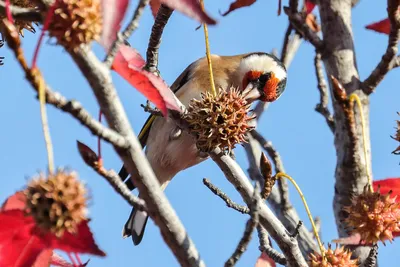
[0,1,42,22]
[283,6,324,51]
[224,183,261,267]
[96,166,147,212]
[314,53,335,132]
[362,0,400,94]
[104,0,150,67]
[290,221,303,238]
[70,47,204,267]
[256,225,269,249]
[203,178,249,214]
[313,216,321,240]
[210,148,308,267]
[280,25,303,68]
[140,101,163,116]
[250,130,290,210]
[257,226,287,266]
[145,4,173,75]
[289,0,299,12]
[3,21,127,151]
[363,245,378,267]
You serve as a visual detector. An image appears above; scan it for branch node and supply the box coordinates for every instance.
[290,220,303,238]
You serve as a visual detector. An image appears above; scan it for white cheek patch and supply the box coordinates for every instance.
[239,54,287,80]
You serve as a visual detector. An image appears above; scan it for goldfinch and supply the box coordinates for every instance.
[119,52,287,245]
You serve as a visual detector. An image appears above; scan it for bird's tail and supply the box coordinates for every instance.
[122,207,149,246]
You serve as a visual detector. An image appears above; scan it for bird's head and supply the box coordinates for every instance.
[239,53,287,103]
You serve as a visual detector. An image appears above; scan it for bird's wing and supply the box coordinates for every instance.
[136,61,196,148]
[118,61,197,184]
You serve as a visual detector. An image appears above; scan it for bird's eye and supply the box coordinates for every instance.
[258,73,271,86]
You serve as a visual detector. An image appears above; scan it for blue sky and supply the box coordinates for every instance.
[1,0,399,266]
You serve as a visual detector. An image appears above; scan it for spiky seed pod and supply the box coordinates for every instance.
[0,0,39,39]
[47,0,102,51]
[343,185,400,244]
[25,170,87,237]
[308,244,359,267]
[184,87,255,153]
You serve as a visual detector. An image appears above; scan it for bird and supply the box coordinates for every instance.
[119,52,287,245]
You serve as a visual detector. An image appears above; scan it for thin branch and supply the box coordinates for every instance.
[48,92,129,149]
[313,216,321,240]
[104,0,150,67]
[362,0,400,94]
[250,130,290,210]
[224,183,261,267]
[288,0,299,13]
[210,148,308,267]
[257,226,287,266]
[290,220,303,238]
[141,101,163,116]
[145,4,173,75]
[3,20,128,151]
[203,178,249,214]
[70,47,204,267]
[256,225,270,250]
[284,6,324,51]
[96,166,147,212]
[314,53,335,132]
[245,133,318,256]
[0,1,42,22]
[280,25,303,68]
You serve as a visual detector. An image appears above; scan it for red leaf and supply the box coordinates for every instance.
[32,249,53,267]
[221,0,257,16]
[366,18,390,34]
[1,191,26,211]
[150,0,162,17]
[255,252,276,267]
[305,0,316,14]
[373,177,400,196]
[101,0,130,50]
[160,0,216,24]
[44,221,106,257]
[112,45,182,116]
[0,210,47,267]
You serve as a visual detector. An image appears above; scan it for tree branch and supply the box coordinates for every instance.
[104,0,150,67]
[203,178,249,214]
[224,183,261,267]
[314,53,335,132]
[362,0,400,94]
[145,4,174,75]
[246,130,318,256]
[283,6,324,51]
[257,225,288,265]
[0,1,42,22]
[93,164,147,212]
[209,148,308,267]
[319,0,373,263]
[3,23,128,149]
[250,130,290,209]
[70,46,204,267]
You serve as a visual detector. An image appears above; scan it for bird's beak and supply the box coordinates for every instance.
[242,83,261,103]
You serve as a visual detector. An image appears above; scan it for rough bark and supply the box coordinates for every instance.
[318,0,372,262]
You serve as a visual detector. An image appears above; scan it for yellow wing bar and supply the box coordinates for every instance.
[138,115,156,140]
